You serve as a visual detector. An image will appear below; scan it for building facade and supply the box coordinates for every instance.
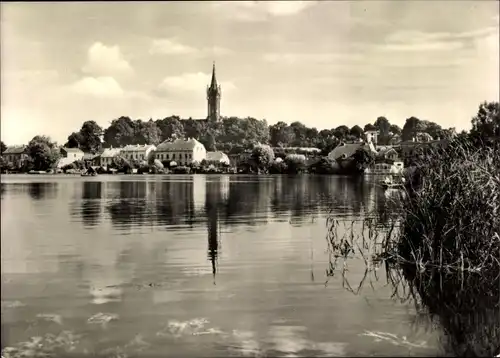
[3,145,29,168]
[98,148,122,167]
[206,62,221,123]
[60,147,85,161]
[155,138,206,166]
[120,144,156,162]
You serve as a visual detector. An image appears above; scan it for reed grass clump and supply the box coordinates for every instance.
[398,138,500,357]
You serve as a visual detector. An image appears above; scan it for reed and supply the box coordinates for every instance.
[326,137,500,356]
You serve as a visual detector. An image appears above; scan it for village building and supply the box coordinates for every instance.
[368,147,405,175]
[120,144,156,162]
[155,138,206,166]
[3,145,29,168]
[60,147,85,161]
[327,141,377,161]
[56,147,85,168]
[97,148,122,167]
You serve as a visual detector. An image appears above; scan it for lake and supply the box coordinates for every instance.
[1,174,440,357]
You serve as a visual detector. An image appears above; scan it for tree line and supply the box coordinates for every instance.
[0,101,498,172]
[55,112,462,155]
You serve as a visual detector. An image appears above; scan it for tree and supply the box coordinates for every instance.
[364,123,377,132]
[65,132,83,148]
[471,101,500,141]
[250,144,274,172]
[135,119,161,145]
[284,154,307,174]
[402,116,422,141]
[201,133,217,151]
[269,121,294,147]
[156,116,185,142]
[350,125,364,139]
[0,141,6,154]
[103,116,137,147]
[79,120,103,153]
[26,135,60,171]
[333,125,350,140]
[374,116,391,136]
[389,124,402,136]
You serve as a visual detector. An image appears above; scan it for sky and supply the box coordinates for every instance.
[1,1,499,145]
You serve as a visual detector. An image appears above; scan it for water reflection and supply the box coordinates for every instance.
[81,181,102,227]
[1,175,434,357]
[28,182,58,201]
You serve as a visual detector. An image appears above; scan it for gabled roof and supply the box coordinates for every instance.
[4,145,27,154]
[101,148,122,158]
[62,147,84,154]
[120,144,156,152]
[156,138,204,151]
[206,151,229,162]
[377,147,398,157]
[328,142,377,160]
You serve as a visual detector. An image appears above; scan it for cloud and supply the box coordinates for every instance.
[149,38,233,57]
[70,76,124,97]
[82,42,133,76]
[157,72,236,94]
[378,27,498,53]
[263,52,362,65]
[150,38,198,55]
[213,1,316,21]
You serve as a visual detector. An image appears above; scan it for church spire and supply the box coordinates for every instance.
[210,61,217,88]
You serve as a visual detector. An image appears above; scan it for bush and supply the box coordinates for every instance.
[284,154,307,174]
[269,160,287,174]
[308,157,338,174]
[398,136,500,357]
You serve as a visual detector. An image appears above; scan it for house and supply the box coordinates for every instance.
[377,146,400,161]
[155,138,206,166]
[327,141,377,161]
[120,144,156,162]
[368,147,404,175]
[97,148,122,167]
[60,147,84,161]
[206,151,230,165]
[3,145,29,168]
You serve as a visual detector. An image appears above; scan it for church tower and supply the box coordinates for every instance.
[206,62,221,122]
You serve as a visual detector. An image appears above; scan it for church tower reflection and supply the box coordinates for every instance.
[205,179,222,282]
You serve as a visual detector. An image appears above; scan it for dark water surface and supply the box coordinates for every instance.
[1,175,439,357]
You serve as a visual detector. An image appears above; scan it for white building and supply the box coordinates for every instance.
[120,144,156,162]
[155,138,206,166]
[98,148,122,167]
[60,147,85,161]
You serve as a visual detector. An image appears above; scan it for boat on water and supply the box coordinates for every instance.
[381,175,405,190]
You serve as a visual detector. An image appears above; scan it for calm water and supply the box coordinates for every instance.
[1,175,439,357]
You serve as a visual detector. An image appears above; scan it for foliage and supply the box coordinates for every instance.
[284,154,307,174]
[250,144,275,172]
[308,157,338,175]
[1,141,7,154]
[350,147,376,173]
[269,160,288,174]
[26,135,60,171]
[110,155,132,173]
[65,121,103,153]
[398,137,500,357]
[470,101,500,142]
[349,125,364,139]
